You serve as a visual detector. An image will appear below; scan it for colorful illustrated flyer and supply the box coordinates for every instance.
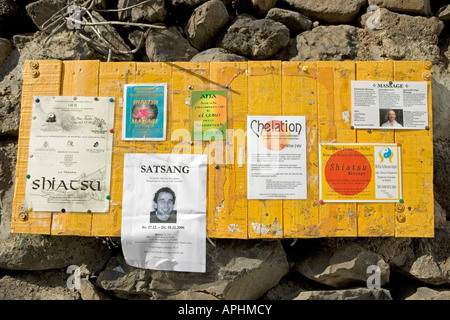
[351,80,428,129]
[191,89,227,141]
[24,96,115,212]
[121,153,207,273]
[319,144,402,202]
[122,83,167,140]
[247,116,307,200]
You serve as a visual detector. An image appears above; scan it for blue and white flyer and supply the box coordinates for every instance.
[122,83,167,140]
[121,153,207,272]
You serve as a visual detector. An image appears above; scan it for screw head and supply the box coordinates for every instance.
[19,212,29,221]
[302,65,309,72]
[31,70,40,78]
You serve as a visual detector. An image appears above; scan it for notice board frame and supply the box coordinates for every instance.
[11,60,434,238]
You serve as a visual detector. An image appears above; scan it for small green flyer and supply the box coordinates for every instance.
[191,90,227,141]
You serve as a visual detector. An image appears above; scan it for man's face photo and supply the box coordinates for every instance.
[388,110,396,122]
[154,191,174,215]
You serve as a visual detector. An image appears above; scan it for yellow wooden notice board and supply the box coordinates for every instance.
[11,60,434,238]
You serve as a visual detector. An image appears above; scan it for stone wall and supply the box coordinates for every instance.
[0,0,449,300]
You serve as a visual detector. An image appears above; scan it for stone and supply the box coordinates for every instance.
[0,234,112,272]
[289,25,360,61]
[145,26,198,61]
[405,287,450,300]
[240,0,278,17]
[217,14,290,59]
[185,0,229,51]
[280,0,366,24]
[25,0,67,30]
[190,48,247,62]
[265,8,312,35]
[0,269,80,300]
[434,139,450,214]
[358,8,444,64]
[0,138,16,239]
[434,200,447,230]
[169,0,209,7]
[294,288,393,300]
[295,243,390,288]
[117,0,166,23]
[97,240,289,300]
[0,38,12,65]
[438,5,450,20]
[368,0,432,16]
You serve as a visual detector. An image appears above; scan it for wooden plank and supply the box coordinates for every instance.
[393,61,434,237]
[91,61,136,237]
[11,60,62,235]
[317,61,357,237]
[282,61,320,238]
[51,60,100,236]
[356,61,395,237]
[208,61,248,238]
[247,61,283,238]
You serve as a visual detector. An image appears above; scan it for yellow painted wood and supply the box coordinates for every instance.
[282,62,320,238]
[12,60,62,235]
[208,62,248,238]
[91,62,136,237]
[356,61,395,237]
[317,61,357,237]
[247,61,283,238]
[393,61,434,237]
[12,60,434,239]
[51,60,100,236]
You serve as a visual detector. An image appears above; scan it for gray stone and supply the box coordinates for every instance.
[280,0,366,24]
[294,288,393,300]
[289,25,360,61]
[240,0,278,17]
[434,139,450,214]
[358,8,444,64]
[190,48,247,62]
[145,26,198,61]
[295,243,390,288]
[266,8,312,35]
[185,0,229,51]
[368,0,431,16]
[0,269,80,300]
[25,0,67,30]
[169,0,208,7]
[405,287,450,300]
[97,240,289,300]
[438,5,450,20]
[117,0,166,23]
[0,38,12,66]
[0,234,112,272]
[217,14,290,59]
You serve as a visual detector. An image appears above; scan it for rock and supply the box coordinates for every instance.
[145,26,198,61]
[217,14,290,59]
[190,48,247,62]
[78,279,112,300]
[295,243,390,288]
[240,0,278,17]
[434,200,447,230]
[265,8,312,35]
[280,0,366,24]
[117,0,166,23]
[405,287,450,300]
[294,288,393,300]
[358,8,444,64]
[0,269,80,300]
[97,240,289,300]
[128,30,146,50]
[0,234,112,272]
[289,25,360,61]
[185,0,229,51]
[368,0,432,16]
[25,0,66,30]
[0,38,11,65]
[434,139,450,214]
[438,5,450,20]
[0,138,16,239]
[169,0,209,7]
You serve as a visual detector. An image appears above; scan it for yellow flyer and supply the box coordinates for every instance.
[319,144,402,202]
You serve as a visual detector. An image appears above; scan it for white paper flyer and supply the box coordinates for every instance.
[121,153,208,272]
[351,80,428,129]
[24,96,115,213]
[247,115,307,200]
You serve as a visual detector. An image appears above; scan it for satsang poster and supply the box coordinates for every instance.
[121,153,208,273]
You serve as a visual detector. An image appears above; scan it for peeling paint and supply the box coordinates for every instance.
[342,110,350,123]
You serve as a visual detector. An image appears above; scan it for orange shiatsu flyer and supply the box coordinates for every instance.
[319,144,402,202]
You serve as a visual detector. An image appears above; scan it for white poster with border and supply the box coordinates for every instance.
[247,115,307,200]
[24,96,115,213]
[351,80,428,129]
[121,153,207,273]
